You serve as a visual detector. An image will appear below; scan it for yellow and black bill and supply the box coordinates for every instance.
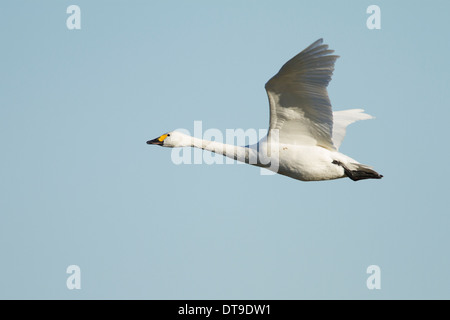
[146,133,169,145]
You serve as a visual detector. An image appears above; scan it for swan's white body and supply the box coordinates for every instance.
[276,145,355,181]
[148,39,382,182]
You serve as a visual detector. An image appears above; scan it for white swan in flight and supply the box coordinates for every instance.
[147,39,383,181]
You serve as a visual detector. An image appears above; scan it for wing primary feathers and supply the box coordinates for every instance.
[265,39,340,150]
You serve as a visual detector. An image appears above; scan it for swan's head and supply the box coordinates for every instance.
[146,131,192,148]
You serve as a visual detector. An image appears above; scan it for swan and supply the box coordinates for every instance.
[147,39,383,182]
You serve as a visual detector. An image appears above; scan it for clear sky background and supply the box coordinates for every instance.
[1,0,449,299]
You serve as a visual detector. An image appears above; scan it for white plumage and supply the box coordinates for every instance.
[147,39,383,182]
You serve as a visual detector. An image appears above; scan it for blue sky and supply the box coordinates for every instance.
[1,0,449,299]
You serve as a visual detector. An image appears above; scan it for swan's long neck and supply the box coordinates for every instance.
[190,137,258,164]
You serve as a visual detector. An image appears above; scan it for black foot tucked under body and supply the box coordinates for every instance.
[332,160,383,181]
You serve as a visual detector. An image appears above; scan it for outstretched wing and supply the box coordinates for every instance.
[265,39,339,150]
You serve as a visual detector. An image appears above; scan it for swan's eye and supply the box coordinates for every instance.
[167,134,171,137]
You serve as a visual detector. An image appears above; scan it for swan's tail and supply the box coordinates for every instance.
[332,161,383,181]
[332,109,374,150]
